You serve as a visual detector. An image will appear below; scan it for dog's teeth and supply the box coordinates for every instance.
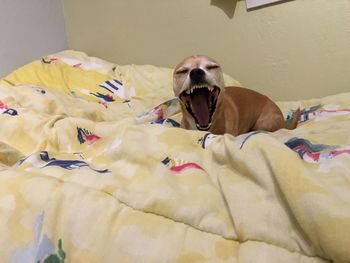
[188,85,213,93]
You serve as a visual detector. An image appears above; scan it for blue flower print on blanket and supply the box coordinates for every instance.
[285,137,350,163]
[299,104,350,123]
[197,133,218,149]
[17,151,110,174]
[0,100,18,116]
[136,98,180,126]
[10,213,66,263]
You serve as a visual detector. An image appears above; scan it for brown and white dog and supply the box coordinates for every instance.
[173,55,300,136]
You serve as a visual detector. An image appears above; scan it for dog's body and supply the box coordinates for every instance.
[173,55,300,136]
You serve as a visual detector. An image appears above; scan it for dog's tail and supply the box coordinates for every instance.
[285,107,301,130]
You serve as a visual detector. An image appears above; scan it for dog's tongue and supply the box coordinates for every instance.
[191,91,209,127]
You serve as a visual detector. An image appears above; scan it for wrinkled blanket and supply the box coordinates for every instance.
[0,51,349,263]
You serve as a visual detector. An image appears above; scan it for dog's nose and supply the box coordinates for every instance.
[190,68,205,83]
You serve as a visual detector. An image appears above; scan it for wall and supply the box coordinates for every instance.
[63,0,350,100]
[0,0,68,77]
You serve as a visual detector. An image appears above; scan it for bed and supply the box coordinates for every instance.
[0,50,349,263]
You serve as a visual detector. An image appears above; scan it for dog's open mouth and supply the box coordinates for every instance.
[179,85,220,131]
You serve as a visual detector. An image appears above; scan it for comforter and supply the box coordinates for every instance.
[0,51,349,263]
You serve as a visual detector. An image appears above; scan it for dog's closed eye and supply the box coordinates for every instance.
[176,68,189,75]
[206,64,220,70]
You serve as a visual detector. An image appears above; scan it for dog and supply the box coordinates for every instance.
[173,55,300,136]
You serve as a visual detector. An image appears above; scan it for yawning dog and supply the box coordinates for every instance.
[173,55,300,136]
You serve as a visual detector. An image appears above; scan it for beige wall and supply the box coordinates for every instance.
[63,0,350,100]
[0,0,67,77]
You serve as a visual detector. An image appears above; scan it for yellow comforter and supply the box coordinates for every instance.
[0,51,349,263]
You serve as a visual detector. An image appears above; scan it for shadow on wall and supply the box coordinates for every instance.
[210,0,238,18]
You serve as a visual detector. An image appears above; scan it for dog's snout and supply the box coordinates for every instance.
[190,68,205,83]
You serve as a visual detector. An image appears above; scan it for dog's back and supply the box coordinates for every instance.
[211,87,299,136]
